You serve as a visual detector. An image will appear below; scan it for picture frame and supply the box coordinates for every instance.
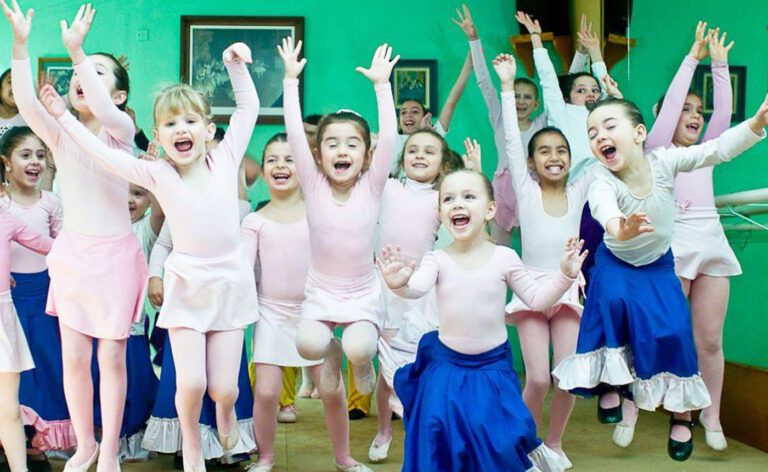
[693,64,746,123]
[181,16,304,124]
[37,57,74,98]
[392,59,438,112]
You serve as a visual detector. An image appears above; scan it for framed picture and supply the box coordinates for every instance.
[38,57,73,98]
[181,16,304,124]
[693,64,746,122]
[392,59,438,112]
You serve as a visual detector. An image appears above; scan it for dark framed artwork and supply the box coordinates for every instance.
[38,57,73,97]
[693,64,746,122]
[181,16,304,124]
[392,59,438,112]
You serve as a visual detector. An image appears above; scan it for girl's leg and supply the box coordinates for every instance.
[0,373,26,472]
[297,366,317,398]
[340,321,378,395]
[688,275,729,431]
[307,365,359,468]
[252,364,284,466]
[547,308,580,452]
[60,324,98,466]
[372,329,397,448]
[514,311,552,426]
[205,330,244,438]
[296,320,337,395]
[95,338,128,472]
[168,328,207,469]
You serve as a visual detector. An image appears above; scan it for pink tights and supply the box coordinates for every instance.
[60,324,126,472]
[169,328,244,471]
[515,308,580,453]
[252,363,357,467]
[0,373,26,472]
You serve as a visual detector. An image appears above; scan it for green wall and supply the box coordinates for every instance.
[1,0,766,368]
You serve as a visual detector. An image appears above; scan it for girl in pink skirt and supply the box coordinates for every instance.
[0,201,53,472]
[38,28,260,471]
[279,37,397,472]
[4,3,147,470]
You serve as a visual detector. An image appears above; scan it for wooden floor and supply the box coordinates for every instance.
[40,394,768,471]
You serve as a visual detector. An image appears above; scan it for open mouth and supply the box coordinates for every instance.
[516,105,528,112]
[174,139,193,153]
[25,168,41,180]
[333,162,351,174]
[451,214,470,228]
[600,144,617,162]
[686,123,700,133]
[411,162,428,169]
[545,165,564,176]
[403,119,416,127]
[272,172,290,183]
[76,85,84,98]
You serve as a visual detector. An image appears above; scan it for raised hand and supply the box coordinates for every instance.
[1,0,33,45]
[38,84,68,118]
[708,29,734,63]
[419,111,435,131]
[559,237,587,278]
[277,36,307,80]
[615,212,654,241]
[376,245,416,290]
[515,11,541,35]
[451,4,478,41]
[601,75,623,99]
[492,53,517,85]
[690,21,712,61]
[748,93,768,134]
[139,141,160,161]
[576,27,601,60]
[356,43,400,85]
[223,42,252,64]
[462,138,482,171]
[61,3,95,57]
[577,14,591,53]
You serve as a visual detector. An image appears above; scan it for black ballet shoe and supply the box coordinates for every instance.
[597,394,623,424]
[668,417,694,462]
[28,457,52,472]
[173,453,184,471]
[348,408,367,420]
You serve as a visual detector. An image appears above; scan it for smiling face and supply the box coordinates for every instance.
[317,121,370,189]
[128,184,151,223]
[0,72,16,111]
[68,54,127,113]
[154,109,215,169]
[399,100,426,135]
[2,135,47,190]
[439,171,496,243]
[588,103,647,174]
[569,75,601,106]
[671,93,704,147]
[514,81,539,121]
[529,131,571,185]
[402,132,443,184]
[262,141,298,195]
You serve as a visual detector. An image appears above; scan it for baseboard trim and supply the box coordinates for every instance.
[720,361,768,452]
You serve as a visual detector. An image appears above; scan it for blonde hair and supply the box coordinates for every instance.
[153,84,211,123]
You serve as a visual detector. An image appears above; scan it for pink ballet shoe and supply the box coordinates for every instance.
[63,444,99,472]
[335,462,373,472]
[217,419,240,451]
[699,415,727,451]
[368,436,392,463]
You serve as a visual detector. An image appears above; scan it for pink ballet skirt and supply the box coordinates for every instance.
[0,291,35,372]
[506,266,584,321]
[302,267,386,328]
[157,245,259,333]
[672,206,742,280]
[251,295,321,367]
[46,229,148,340]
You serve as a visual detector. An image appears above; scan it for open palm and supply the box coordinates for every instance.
[356,43,400,85]
[61,3,95,53]
[1,0,33,43]
[277,36,307,79]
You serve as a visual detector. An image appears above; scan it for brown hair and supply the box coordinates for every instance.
[1,127,46,182]
[260,132,289,168]
[396,129,453,184]
[92,52,130,110]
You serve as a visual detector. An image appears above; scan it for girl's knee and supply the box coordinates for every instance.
[0,401,21,423]
[296,321,333,360]
[208,385,239,405]
[341,323,378,365]
[254,382,281,405]
[524,375,551,397]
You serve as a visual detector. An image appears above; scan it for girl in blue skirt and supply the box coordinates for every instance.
[552,96,768,461]
[378,168,587,472]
